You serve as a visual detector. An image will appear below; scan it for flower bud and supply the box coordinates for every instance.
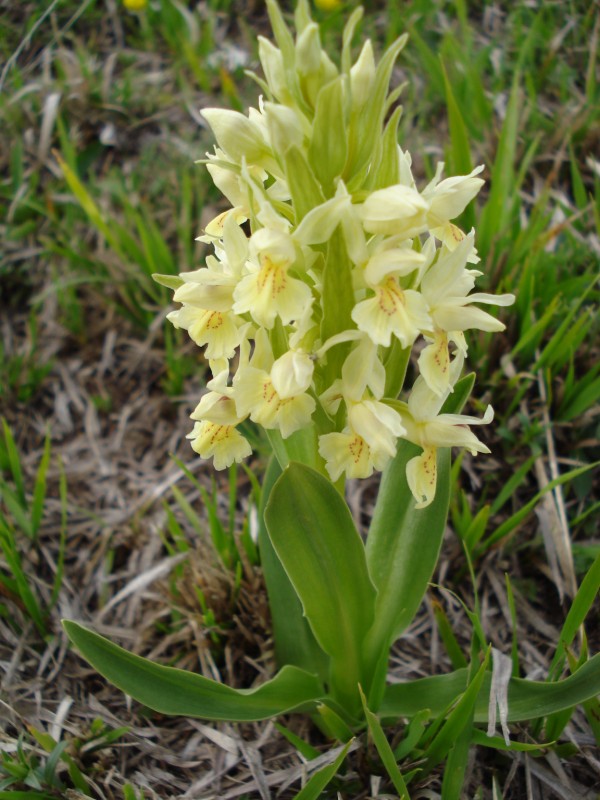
[271,350,314,398]
[360,184,429,238]
[202,108,269,165]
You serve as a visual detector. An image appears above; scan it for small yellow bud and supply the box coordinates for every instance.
[314,0,342,10]
[123,0,148,11]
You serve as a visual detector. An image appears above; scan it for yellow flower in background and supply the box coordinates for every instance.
[314,0,343,10]
[123,0,148,10]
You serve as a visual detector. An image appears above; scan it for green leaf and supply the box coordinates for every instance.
[360,687,410,799]
[258,456,329,679]
[382,338,410,399]
[63,621,324,721]
[440,372,475,415]
[314,702,355,741]
[265,463,377,713]
[442,725,472,799]
[294,740,353,800]
[380,653,600,723]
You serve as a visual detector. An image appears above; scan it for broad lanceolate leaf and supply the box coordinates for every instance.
[380,653,600,724]
[258,456,329,680]
[63,621,324,721]
[265,462,377,715]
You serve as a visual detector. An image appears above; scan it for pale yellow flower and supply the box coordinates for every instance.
[422,164,485,247]
[233,331,316,438]
[359,185,429,239]
[352,278,431,349]
[233,229,313,328]
[187,421,251,470]
[347,399,406,459]
[234,367,316,438]
[167,307,242,360]
[399,361,494,507]
[319,428,389,481]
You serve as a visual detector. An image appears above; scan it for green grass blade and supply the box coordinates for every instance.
[490,456,535,516]
[441,722,472,799]
[1,419,26,506]
[421,650,490,772]
[548,553,600,681]
[274,722,320,760]
[479,462,598,552]
[478,72,521,253]
[360,686,410,799]
[30,431,51,538]
[0,522,46,635]
[50,460,67,608]
[441,60,475,231]
[433,600,468,670]
[294,740,353,800]
[505,574,520,677]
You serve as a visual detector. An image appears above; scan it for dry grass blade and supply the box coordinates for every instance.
[502,357,577,601]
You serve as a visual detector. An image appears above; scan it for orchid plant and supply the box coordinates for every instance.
[65,0,600,790]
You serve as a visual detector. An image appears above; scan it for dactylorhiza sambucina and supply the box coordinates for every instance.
[160,1,514,510]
